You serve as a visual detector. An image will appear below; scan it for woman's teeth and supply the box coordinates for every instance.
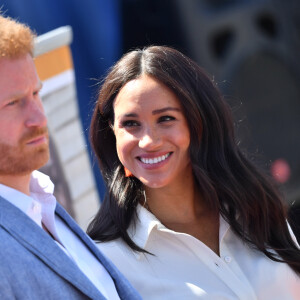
[140,153,171,164]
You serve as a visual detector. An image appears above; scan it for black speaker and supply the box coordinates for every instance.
[121,0,187,52]
[173,0,300,239]
[121,0,300,239]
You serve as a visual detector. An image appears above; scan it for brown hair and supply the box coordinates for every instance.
[0,13,35,58]
[88,45,300,275]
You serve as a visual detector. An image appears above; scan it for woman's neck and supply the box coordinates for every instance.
[144,175,220,255]
[144,174,208,225]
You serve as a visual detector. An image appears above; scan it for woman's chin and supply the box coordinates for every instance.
[139,176,169,190]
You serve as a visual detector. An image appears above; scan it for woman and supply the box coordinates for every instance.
[88,46,300,299]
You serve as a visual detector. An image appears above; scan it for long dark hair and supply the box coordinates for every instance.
[87,45,300,274]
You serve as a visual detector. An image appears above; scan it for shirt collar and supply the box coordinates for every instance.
[219,214,231,243]
[0,180,34,215]
[30,170,54,196]
[128,204,162,259]
[128,204,232,260]
[0,170,56,228]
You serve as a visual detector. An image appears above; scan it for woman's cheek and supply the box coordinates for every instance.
[116,133,135,164]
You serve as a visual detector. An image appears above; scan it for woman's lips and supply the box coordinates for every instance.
[138,152,171,164]
[137,152,173,169]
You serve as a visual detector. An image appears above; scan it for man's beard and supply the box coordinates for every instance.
[0,127,50,176]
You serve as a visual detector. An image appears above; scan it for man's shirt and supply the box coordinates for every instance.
[0,170,120,300]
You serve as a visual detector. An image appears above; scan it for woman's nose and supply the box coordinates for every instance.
[138,127,162,150]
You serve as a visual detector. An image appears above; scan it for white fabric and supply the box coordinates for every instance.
[0,171,120,300]
[96,204,300,300]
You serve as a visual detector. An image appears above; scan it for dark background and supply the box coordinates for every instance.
[1,0,299,239]
[121,0,300,239]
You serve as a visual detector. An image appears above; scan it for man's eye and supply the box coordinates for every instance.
[121,120,140,127]
[158,115,175,123]
[6,100,18,106]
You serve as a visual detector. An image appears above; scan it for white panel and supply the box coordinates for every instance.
[47,96,77,131]
[73,190,100,231]
[64,152,96,200]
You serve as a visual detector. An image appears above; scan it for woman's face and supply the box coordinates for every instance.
[113,75,192,189]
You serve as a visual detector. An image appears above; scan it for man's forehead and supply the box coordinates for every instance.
[0,55,41,102]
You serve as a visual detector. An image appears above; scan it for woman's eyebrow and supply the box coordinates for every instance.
[152,107,181,115]
[118,113,139,119]
[117,107,180,119]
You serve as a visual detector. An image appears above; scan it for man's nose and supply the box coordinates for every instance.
[24,100,47,128]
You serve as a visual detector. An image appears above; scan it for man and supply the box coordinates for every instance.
[0,14,141,300]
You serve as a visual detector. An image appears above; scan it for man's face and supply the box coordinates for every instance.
[0,54,49,176]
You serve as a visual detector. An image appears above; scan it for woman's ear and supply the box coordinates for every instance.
[109,120,114,133]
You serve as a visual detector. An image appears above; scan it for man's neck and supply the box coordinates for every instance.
[0,173,32,195]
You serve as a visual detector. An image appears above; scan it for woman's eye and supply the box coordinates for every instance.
[158,115,175,123]
[121,120,140,128]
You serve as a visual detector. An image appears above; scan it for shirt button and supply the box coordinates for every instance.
[224,256,232,263]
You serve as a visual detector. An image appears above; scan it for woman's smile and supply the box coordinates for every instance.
[136,152,173,171]
[138,152,172,165]
[113,75,192,189]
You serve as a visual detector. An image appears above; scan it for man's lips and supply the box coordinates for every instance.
[26,135,48,145]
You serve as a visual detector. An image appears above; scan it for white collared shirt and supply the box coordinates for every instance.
[0,171,120,300]
[96,204,300,300]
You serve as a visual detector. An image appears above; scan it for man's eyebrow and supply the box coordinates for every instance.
[1,81,44,103]
[152,107,181,115]
[37,81,43,90]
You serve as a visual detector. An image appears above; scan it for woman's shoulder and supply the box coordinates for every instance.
[95,238,126,252]
[95,238,148,277]
[95,238,138,261]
